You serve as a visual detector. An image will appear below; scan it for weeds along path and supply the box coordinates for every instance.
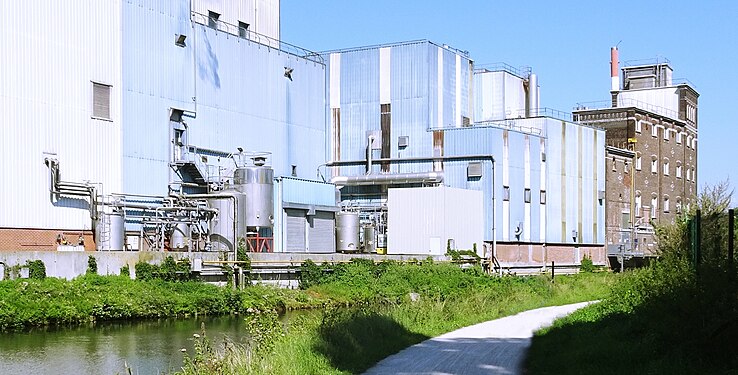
[363,301,595,375]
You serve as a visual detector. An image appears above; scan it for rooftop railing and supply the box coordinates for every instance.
[474,63,532,78]
[191,12,324,65]
[573,98,680,120]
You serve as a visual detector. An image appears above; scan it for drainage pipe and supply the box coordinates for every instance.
[331,172,443,186]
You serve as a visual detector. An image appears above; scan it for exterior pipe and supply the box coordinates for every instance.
[331,172,444,186]
[171,193,239,260]
[366,135,375,175]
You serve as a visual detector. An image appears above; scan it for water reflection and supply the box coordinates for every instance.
[0,316,252,375]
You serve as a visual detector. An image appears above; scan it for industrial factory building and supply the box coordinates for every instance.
[574,48,699,266]
[323,41,606,267]
[0,0,333,254]
[0,1,697,275]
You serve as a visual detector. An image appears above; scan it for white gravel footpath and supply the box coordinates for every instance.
[363,301,595,375]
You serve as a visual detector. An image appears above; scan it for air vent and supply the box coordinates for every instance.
[467,162,482,178]
[398,136,409,148]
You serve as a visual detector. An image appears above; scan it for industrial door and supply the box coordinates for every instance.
[285,209,306,252]
[308,211,335,253]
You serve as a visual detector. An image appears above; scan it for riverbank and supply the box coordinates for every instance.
[175,260,617,374]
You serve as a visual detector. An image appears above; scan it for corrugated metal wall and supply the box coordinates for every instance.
[474,71,526,121]
[122,1,325,196]
[387,186,483,255]
[192,0,279,40]
[0,1,122,230]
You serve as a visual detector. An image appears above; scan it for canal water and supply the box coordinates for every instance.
[0,315,258,375]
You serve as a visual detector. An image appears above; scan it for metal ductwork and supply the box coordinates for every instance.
[331,172,444,186]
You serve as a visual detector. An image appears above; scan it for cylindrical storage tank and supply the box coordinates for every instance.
[234,166,274,229]
[170,222,190,250]
[362,224,376,254]
[95,211,125,251]
[209,195,236,252]
[335,211,360,252]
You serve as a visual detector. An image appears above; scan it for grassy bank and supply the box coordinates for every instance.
[177,260,616,374]
[0,275,322,331]
[525,182,738,374]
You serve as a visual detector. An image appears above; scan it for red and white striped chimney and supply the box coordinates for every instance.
[610,46,619,92]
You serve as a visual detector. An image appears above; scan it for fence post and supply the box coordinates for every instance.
[691,210,701,269]
[729,209,735,265]
[551,261,555,282]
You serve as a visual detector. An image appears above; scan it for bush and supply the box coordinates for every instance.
[120,264,130,277]
[135,261,158,281]
[86,255,98,275]
[580,255,595,273]
[26,260,46,280]
[299,259,324,289]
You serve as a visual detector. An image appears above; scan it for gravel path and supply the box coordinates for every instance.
[363,301,594,375]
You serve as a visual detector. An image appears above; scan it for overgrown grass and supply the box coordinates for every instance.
[0,275,324,331]
[176,262,616,375]
[526,181,738,374]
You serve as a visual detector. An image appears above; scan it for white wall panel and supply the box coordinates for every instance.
[0,1,122,230]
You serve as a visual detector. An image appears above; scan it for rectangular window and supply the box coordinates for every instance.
[503,186,510,201]
[651,197,658,219]
[92,82,111,120]
[676,165,682,179]
[208,11,220,29]
[663,161,669,176]
[524,188,531,203]
[635,155,642,171]
[540,190,546,205]
[635,195,642,217]
[635,121,642,133]
[651,158,658,174]
[676,132,682,144]
[238,21,250,38]
[624,161,629,173]
[621,212,631,229]
[652,125,658,138]
[663,128,669,141]
[664,197,670,213]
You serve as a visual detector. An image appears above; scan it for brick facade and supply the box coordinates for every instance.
[0,228,96,251]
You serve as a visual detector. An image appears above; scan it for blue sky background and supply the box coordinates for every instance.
[282,0,738,198]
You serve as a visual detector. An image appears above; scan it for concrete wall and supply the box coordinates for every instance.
[0,251,221,280]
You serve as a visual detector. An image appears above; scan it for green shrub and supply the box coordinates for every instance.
[26,260,46,280]
[120,264,130,277]
[159,256,178,281]
[135,261,158,281]
[299,259,324,289]
[86,255,98,275]
[580,255,595,273]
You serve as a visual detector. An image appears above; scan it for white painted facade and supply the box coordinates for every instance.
[0,1,122,230]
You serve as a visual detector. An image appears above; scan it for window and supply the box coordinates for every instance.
[676,197,682,214]
[524,188,531,203]
[687,136,693,149]
[651,195,658,218]
[208,11,220,29]
[664,195,670,213]
[692,139,697,149]
[238,21,250,38]
[503,186,510,201]
[663,128,669,141]
[651,157,658,174]
[611,157,616,171]
[635,192,642,217]
[692,168,696,183]
[624,160,630,173]
[652,125,658,138]
[540,190,547,205]
[663,159,669,176]
[676,163,682,179]
[291,165,297,177]
[92,82,111,120]
[621,212,631,229]
[686,167,691,181]
[635,121,642,133]
[676,132,682,144]
[635,153,642,171]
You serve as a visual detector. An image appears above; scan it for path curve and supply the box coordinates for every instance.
[363,301,595,375]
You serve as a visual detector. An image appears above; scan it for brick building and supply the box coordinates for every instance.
[574,49,698,265]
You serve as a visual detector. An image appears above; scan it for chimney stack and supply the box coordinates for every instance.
[610,47,619,92]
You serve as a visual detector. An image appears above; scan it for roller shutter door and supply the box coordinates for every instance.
[285,209,306,252]
[308,211,335,253]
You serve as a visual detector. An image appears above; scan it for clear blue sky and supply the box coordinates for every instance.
[282,0,738,198]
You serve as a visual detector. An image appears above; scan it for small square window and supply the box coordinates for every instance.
[238,21,250,38]
[503,186,510,201]
[92,82,111,120]
[524,188,531,203]
[208,11,220,29]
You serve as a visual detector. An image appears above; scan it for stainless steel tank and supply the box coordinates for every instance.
[362,224,376,253]
[209,196,236,252]
[95,210,125,251]
[234,166,274,229]
[170,222,190,250]
[335,211,360,252]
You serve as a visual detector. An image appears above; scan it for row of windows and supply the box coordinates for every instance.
[634,193,684,218]
[625,154,696,182]
[635,121,697,149]
[502,187,546,204]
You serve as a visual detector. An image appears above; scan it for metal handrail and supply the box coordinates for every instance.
[191,11,324,65]
[574,98,680,120]
[474,62,532,78]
